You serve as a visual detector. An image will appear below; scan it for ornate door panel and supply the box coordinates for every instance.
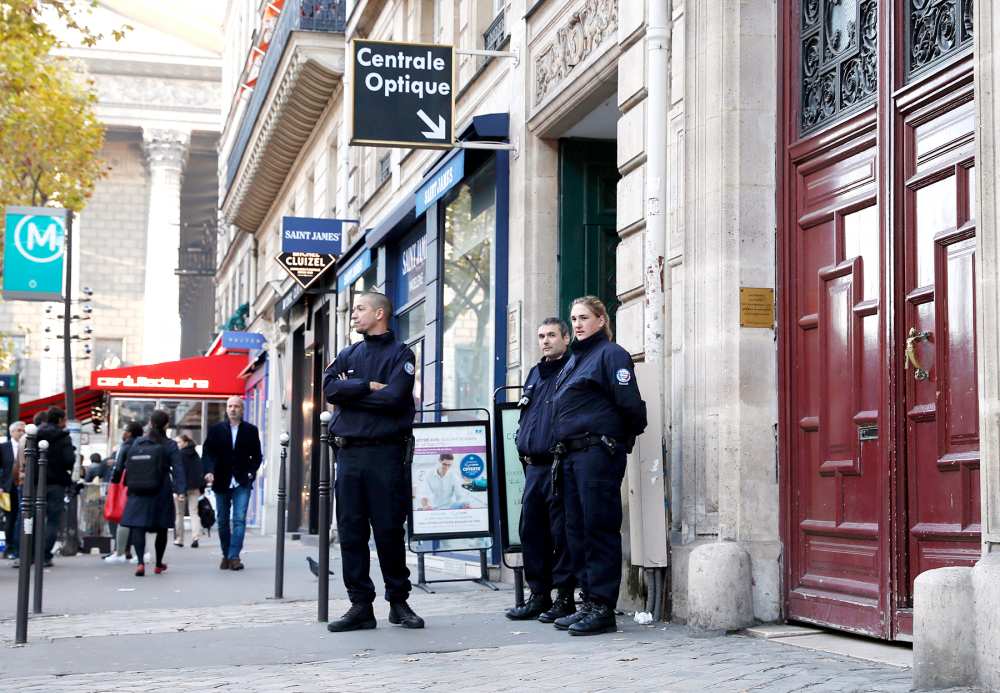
[895,73,979,630]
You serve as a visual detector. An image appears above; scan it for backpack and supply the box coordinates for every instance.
[125,438,167,495]
[198,496,216,530]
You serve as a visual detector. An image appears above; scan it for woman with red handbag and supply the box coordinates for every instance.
[103,422,144,565]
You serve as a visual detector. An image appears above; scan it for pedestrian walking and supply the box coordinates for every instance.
[506,317,577,622]
[173,434,205,548]
[104,422,144,564]
[36,407,77,567]
[120,410,185,577]
[550,296,647,635]
[201,396,261,571]
[1,421,25,559]
[322,291,424,632]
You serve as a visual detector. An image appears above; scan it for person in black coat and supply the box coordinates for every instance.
[201,397,261,570]
[37,407,77,565]
[1,421,25,558]
[172,434,205,548]
[121,410,185,577]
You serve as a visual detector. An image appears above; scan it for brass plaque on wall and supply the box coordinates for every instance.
[740,287,774,328]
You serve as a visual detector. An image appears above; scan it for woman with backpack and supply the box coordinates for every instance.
[121,410,186,577]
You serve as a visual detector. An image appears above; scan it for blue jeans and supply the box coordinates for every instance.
[216,485,251,560]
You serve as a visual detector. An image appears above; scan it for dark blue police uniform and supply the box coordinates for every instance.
[515,354,575,599]
[323,331,415,606]
[551,331,647,611]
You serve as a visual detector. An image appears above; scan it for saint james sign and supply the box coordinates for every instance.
[351,39,455,149]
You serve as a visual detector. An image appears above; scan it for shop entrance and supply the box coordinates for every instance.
[558,139,619,323]
[779,1,979,639]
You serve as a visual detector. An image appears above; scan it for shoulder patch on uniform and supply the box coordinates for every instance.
[404,362,415,375]
[616,368,631,384]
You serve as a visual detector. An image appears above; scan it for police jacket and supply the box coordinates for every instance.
[322,330,416,439]
[551,331,647,452]
[515,355,568,458]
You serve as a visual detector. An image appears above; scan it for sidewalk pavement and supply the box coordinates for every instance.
[0,534,983,692]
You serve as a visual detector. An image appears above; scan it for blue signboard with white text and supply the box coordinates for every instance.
[2,206,67,301]
[337,249,372,292]
[415,150,464,216]
[221,331,266,351]
[281,217,345,255]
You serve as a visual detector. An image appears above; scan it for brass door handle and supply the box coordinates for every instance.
[905,328,932,381]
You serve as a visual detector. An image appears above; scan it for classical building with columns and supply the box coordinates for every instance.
[0,5,221,404]
[217,1,1000,686]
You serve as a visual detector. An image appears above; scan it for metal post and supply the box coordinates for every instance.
[317,411,332,622]
[15,425,38,644]
[274,432,289,600]
[63,210,75,418]
[33,439,49,613]
[513,566,525,608]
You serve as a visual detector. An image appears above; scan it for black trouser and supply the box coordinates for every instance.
[334,443,411,604]
[44,486,67,560]
[521,462,574,595]
[561,444,627,607]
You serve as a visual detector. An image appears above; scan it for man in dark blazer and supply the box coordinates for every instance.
[201,396,262,571]
[1,421,25,558]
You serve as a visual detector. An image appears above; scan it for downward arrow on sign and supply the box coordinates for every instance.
[417,109,447,140]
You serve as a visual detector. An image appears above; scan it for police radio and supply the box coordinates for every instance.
[517,385,535,409]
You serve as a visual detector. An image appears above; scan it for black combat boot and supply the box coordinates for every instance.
[505,592,552,620]
[568,601,617,636]
[537,588,575,623]
[388,600,425,629]
[553,601,592,630]
[327,602,377,632]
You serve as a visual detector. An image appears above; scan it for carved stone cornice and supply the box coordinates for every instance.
[142,129,191,173]
[94,74,221,113]
[533,0,619,106]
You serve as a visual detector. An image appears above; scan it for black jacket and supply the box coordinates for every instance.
[515,355,568,458]
[201,420,262,493]
[84,459,112,483]
[179,446,204,492]
[551,332,648,452]
[37,423,76,488]
[0,439,14,491]
[111,437,135,484]
[322,331,416,439]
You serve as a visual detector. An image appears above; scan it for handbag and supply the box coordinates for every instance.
[0,490,10,513]
[104,470,127,522]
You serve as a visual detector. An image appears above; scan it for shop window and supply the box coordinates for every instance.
[441,159,496,411]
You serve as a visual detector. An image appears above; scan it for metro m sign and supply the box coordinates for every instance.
[351,39,455,149]
[2,206,67,301]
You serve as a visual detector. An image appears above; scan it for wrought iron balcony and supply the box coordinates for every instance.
[175,245,216,277]
[483,10,507,53]
[224,0,346,192]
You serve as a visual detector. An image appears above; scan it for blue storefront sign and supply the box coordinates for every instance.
[2,206,67,301]
[221,331,266,351]
[415,150,464,216]
[337,249,372,291]
[281,216,346,255]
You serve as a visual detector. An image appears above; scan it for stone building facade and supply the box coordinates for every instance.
[217,1,1000,687]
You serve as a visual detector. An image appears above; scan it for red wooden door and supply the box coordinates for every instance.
[779,0,978,640]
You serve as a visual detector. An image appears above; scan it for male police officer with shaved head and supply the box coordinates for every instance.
[505,317,577,622]
[322,291,423,632]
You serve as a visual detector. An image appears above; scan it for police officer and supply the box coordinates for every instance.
[505,317,577,622]
[322,291,424,632]
[550,296,647,636]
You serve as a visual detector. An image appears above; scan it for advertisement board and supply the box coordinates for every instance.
[409,420,491,540]
[494,403,524,552]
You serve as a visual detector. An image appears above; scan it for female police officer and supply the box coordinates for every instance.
[550,296,647,635]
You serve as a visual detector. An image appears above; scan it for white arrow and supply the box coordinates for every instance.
[417,109,447,140]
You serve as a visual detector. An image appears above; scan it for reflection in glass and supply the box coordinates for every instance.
[915,177,956,288]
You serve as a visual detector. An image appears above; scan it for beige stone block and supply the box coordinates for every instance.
[615,299,643,356]
[618,38,646,108]
[616,233,644,295]
[617,165,644,231]
[618,0,645,45]
[617,102,645,171]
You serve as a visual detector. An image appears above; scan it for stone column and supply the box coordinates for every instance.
[141,129,189,364]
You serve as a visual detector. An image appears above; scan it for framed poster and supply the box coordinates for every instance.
[494,402,524,553]
[409,419,492,540]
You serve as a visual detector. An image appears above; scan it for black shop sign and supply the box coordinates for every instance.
[275,252,336,290]
[351,39,454,149]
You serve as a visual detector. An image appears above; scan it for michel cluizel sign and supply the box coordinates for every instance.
[351,39,455,149]
[2,206,68,301]
[275,216,346,290]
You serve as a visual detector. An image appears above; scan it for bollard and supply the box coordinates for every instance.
[274,432,290,600]
[317,411,332,623]
[33,439,49,614]
[15,425,39,644]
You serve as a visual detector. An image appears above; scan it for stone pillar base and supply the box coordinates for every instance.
[686,541,754,631]
[913,553,1000,690]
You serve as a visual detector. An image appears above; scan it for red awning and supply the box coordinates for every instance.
[90,354,248,398]
[19,387,102,424]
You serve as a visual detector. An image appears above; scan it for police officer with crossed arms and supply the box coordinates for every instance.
[322,291,424,632]
[505,317,578,622]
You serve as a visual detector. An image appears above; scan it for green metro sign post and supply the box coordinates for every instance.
[2,206,68,301]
